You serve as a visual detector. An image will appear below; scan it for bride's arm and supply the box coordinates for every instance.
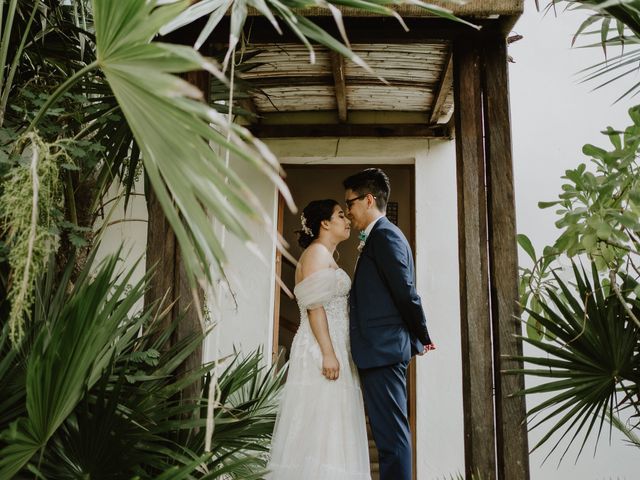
[308,307,340,381]
[300,246,340,381]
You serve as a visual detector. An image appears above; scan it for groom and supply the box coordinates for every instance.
[344,168,434,480]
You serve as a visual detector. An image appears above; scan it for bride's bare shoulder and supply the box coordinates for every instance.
[296,243,333,282]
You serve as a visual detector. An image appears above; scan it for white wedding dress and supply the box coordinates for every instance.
[266,268,371,480]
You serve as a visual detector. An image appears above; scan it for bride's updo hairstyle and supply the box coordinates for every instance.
[296,199,339,249]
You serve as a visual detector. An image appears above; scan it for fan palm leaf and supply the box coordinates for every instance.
[510,260,639,463]
[88,0,295,294]
[0,245,284,478]
[0,249,150,477]
[540,1,640,100]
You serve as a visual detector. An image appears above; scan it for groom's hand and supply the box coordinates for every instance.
[418,343,437,356]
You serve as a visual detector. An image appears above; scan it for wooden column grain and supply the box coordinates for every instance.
[482,34,530,480]
[144,181,176,335]
[330,51,348,123]
[452,37,497,480]
[144,69,209,403]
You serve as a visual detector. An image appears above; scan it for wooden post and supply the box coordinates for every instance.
[452,37,497,479]
[144,69,209,402]
[144,181,177,335]
[482,33,530,480]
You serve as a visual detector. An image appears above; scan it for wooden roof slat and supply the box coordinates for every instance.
[330,51,348,122]
[429,49,453,123]
[249,76,441,89]
[232,35,462,116]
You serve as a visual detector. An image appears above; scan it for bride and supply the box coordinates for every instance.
[266,199,371,480]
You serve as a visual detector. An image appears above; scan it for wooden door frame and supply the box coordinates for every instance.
[272,163,418,480]
[272,194,285,362]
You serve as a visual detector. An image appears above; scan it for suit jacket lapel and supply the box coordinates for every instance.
[353,216,387,281]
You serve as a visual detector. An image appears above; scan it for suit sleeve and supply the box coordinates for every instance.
[372,229,432,346]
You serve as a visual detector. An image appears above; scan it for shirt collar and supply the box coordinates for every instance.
[363,215,384,238]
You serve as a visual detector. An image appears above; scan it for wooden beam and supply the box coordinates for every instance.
[259,110,431,125]
[330,51,348,122]
[247,76,432,89]
[209,17,492,45]
[249,123,449,138]
[429,50,453,124]
[452,36,497,480]
[482,33,530,480]
[237,96,260,123]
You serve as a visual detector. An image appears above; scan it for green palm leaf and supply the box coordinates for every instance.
[91,0,295,292]
[510,260,639,463]
[0,250,150,477]
[544,1,640,100]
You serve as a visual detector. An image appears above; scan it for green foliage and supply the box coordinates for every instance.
[91,0,296,289]
[537,107,640,270]
[539,1,640,101]
[513,262,640,463]
[518,234,560,340]
[0,249,284,478]
[516,110,640,461]
[0,133,65,343]
[609,411,640,449]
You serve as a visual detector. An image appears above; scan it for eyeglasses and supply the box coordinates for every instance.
[345,193,376,210]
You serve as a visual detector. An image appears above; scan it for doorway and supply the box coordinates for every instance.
[272,164,417,480]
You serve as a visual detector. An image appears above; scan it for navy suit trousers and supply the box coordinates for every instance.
[359,360,412,480]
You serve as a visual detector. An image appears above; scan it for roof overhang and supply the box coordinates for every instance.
[205,3,523,137]
[249,1,523,18]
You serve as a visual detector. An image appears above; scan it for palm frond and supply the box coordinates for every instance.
[543,1,640,100]
[92,0,295,293]
[0,248,150,477]
[161,0,477,72]
[510,260,640,463]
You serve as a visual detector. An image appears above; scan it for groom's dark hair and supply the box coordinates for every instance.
[343,168,390,212]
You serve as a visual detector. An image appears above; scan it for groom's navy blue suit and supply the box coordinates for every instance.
[349,216,432,480]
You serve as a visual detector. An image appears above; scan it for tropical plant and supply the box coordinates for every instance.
[537,106,640,317]
[513,260,640,463]
[538,1,640,101]
[515,110,640,462]
[0,248,285,478]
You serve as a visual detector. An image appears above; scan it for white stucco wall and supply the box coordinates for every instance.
[414,141,464,478]
[202,154,279,364]
[94,182,148,315]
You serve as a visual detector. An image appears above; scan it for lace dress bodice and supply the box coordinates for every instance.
[294,268,351,347]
